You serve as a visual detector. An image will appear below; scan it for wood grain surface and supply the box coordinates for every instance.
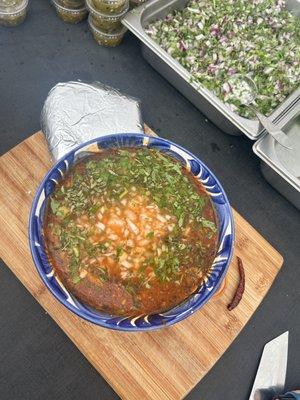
[0,130,283,400]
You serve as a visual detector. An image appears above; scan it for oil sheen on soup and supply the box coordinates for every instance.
[44,148,218,316]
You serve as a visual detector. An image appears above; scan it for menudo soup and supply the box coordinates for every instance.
[44,148,218,316]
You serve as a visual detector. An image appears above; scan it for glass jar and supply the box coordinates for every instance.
[86,0,128,33]
[92,0,127,15]
[0,0,28,26]
[88,15,127,46]
[52,0,87,23]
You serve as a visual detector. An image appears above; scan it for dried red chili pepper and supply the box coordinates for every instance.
[227,256,245,311]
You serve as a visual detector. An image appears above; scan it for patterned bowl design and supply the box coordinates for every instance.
[29,133,234,331]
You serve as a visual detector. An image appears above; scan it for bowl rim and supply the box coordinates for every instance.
[29,133,234,331]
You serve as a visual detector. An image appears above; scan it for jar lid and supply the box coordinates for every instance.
[92,0,127,7]
[52,0,86,13]
[88,14,127,37]
[86,0,129,19]
[0,0,28,15]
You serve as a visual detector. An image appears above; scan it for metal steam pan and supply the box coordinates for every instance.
[253,99,300,210]
[123,0,300,138]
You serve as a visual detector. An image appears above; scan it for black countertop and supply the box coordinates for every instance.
[0,1,299,399]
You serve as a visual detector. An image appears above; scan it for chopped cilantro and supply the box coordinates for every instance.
[116,246,123,260]
[146,231,154,239]
[50,198,60,215]
[201,218,217,232]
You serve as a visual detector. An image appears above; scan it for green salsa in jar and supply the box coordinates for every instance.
[53,0,87,24]
[0,0,28,27]
[86,0,128,33]
[92,0,127,15]
[90,14,122,32]
[89,15,127,46]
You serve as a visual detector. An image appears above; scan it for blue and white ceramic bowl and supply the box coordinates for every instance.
[29,133,234,331]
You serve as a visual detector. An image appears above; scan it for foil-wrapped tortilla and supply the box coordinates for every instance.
[41,81,144,161]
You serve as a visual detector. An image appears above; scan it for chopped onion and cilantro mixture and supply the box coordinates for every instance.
[146,0,300,118]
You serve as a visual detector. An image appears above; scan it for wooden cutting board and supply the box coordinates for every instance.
[0,129,283,400]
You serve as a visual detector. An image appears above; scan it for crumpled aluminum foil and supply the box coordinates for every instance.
[41,81,144,161]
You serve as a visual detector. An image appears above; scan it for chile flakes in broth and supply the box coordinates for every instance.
[44,148,218,316]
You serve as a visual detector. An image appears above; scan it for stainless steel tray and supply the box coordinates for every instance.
[123,0,300,138]
[253,99,300,210]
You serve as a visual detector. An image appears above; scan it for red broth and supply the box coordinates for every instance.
[44,148,218,316]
